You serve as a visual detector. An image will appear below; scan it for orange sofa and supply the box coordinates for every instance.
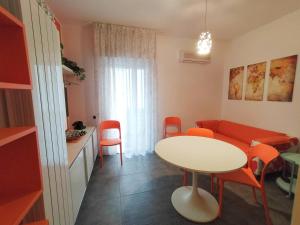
[196,120,298,175]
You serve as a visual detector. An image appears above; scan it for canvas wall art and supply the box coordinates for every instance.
[228,66,244,100]
[245,62,266,101]
[268,55,298,102]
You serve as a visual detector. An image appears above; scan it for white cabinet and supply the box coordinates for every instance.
[69,150,86,222]
[67,127,98,222]
[84,138,94,184]
[92,129,99,161]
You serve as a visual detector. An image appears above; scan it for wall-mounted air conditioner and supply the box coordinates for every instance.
[178,50,211,64]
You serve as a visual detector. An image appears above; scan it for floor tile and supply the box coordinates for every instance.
[85,176,120,201]
[75,197,121,225]
[121,188,178,225]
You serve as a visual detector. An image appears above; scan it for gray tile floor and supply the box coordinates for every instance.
[75,154,293,225]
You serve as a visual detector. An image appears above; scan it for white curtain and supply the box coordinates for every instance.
[94,23,157,157]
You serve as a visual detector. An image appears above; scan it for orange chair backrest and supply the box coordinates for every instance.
[165,117,181,126]
[187,128,214,138]
[164,117,181,131]
[164,117,182,137]
[249,144,279,185]
[249,144,279,166]
[100,120,121,139]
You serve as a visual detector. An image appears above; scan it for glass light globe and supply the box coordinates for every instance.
[197,31,212,55]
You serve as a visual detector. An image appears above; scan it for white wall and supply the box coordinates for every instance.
[157,35,227,136]
[221,9,300,137]
[81,24,96,126]
[61,25,87,126]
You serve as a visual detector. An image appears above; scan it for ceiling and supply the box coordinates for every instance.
[46,0,300,40]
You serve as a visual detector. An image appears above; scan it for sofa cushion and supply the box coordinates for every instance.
[217,120,284,145]
[214,133,250,155]
[196,120,220,132]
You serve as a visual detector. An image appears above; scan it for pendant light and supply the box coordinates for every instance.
[197,0,212,55]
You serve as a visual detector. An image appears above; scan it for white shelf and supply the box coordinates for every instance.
[62,65,80,86]
[62,65,74,76]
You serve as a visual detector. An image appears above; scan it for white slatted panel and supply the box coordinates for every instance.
[19,1,53,224]
[41,11,67,225]
[51,20,74,225]
[20,0,74,225]
[46,18,72,225]
[35,2,61,224]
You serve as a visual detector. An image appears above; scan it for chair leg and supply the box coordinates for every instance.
[261,189,272,225]
[183,171,188,186]
[218,179,224,217]
[99,145,104,168]
[252,187,258,203]
[120,143,123,166]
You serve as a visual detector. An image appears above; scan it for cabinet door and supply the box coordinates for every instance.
[84,138,94,183]
[92,130,99,161]
[69,151,86,221]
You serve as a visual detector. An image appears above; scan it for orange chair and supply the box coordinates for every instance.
[183,128,214,186]
[99,120,123,167]
[216,144,279,225]
[163,116,182,138]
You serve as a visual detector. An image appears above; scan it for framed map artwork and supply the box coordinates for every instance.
[245,62,267,101]
[228,66,244,100]
[268,55,298,102]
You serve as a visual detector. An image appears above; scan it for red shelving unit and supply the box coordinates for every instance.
[0,5,47,225]
[0,130,42,193]
[0,6,32,89]
[0,127,36,146]
[0,191,42,225]
[0,82,31,90]
[25,220,49,225]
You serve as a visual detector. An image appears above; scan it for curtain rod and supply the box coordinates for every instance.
[90,21,157,33]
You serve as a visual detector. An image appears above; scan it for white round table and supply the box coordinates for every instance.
[155,136,247,223]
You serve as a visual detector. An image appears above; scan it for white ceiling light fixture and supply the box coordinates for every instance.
[197,0,212,55]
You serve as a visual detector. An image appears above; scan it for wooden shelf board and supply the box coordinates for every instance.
[62,65,74,76]
[0,6,23,28]
[0,82,32,90]
[0,127,36,147]
[0,190,42,225]
[25,220,49,225]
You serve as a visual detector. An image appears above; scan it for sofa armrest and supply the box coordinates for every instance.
[195,120,220,132]
[252,136,298,146]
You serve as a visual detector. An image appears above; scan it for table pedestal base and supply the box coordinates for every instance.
[171,172,219,222]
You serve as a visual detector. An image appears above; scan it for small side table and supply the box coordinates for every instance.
[276,152,300,198]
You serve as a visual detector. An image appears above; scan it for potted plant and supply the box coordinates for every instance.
[61,43,86,80]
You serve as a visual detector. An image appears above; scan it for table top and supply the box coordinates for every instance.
[281,152,300,165]
[155,136,247,174]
